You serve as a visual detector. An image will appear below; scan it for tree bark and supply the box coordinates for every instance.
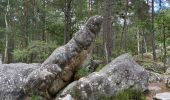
[64,0,72,44]
[4,0,10,63]
[42,0,46,41]
[121,0,129,52]
[24,0,29,47]
[103,0,113,64]
[163,22,166,73]
[151,0,156,61]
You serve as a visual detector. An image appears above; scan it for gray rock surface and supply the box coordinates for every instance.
[57,94,74,100]
[164,67,170,88]
[0,63,40,100]
[0,54,2,64]
[0,16,103,100]
[148,71,164,83]
[57,54,149,100]
[153,92,170,100]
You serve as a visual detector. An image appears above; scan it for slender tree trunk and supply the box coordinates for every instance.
[64,0,72,44]
[151,0,156,60]
[88,0,92,16]
[137,29,140,59]
[144,34,148,53]
[4,0,10,63]
[141,29,145,59]
[124,0,128,52]
[163,22,166,72]
[42,0,46,41]
[103,0,113,64]
[4,34,8,63]
[121,0,128,52]
[24,0,29,47]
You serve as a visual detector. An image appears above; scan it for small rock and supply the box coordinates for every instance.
[58,94,74,100]
[153,92,170,100]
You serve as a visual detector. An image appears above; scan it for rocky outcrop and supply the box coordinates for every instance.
[0,54,2,64]
[57,54,149,100]
[164,67,170,88]
[0,63,41,100]
[0,15,103,100]
[153,92,170,100]
[148,71,164,83]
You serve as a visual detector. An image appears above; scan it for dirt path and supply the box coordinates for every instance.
[146,82,170,100]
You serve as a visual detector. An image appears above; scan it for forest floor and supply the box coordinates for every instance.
[146,82,170,100]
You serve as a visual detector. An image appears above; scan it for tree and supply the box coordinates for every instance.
[151,0,156,60]
[64,0,73,44]
[103,0,113,63]
[121,0,129,52]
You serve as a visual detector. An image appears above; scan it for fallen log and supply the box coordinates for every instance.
[0,15,103,100]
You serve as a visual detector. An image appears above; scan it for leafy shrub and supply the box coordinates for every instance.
[13,41,57,63]
[74,67,90,79]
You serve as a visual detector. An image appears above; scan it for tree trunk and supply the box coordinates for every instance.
[4,0,10,63]
[151,0,156,60]
[144,34,148,53]
[163,22,166,72]
[4,34,8,63]
[121,0,129,52]
[64,0,72,44]
[24,0,29,47]
[42,0,46,41]
[103,0,113,64]
[137,29,140,59]
[141,29,144,59]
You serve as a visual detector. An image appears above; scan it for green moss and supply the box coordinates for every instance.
[98,89,146,100]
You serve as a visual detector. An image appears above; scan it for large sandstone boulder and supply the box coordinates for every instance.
[0,63,41,100]
[0,15,103,100]
[57,54,149,100]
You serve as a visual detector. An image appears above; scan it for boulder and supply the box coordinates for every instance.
[147,71,164,83]
[58,94,74,100]
[0,16,103,100]
[153,92,170,100]
[0,63,41,100]
[164,67,170,88]
[57,54,149,100]
[0,54,2,64]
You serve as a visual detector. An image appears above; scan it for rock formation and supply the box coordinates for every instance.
[0,15,103,100]
[164,67,170,88]
[57,54,149,100]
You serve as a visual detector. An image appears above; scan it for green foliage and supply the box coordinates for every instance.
[98,89,146,100]
[95,64,105,72]
[13,49,28,62]
[13,41,57,63]
[31,95,39,100]
[46,15,64,45]
[75,67,90,78]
